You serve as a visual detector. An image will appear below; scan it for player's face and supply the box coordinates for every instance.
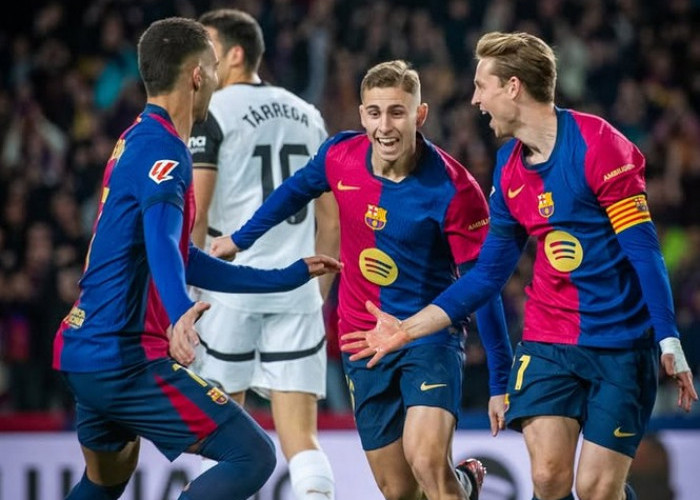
[359,86,428,167]
[471,58,518,139]
[193,41,219,123]
[205,27,229,90]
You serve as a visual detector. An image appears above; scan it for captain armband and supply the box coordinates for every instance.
[605,195,652,234]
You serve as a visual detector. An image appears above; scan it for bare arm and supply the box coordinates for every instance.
[314,191,340,301]
[192,164,217,249]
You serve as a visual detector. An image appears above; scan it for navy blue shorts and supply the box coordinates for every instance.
[343,343,463,451]
[505,341,659,457]
[63,357,246,461]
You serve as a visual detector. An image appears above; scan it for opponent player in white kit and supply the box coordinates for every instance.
[188,9,339,500]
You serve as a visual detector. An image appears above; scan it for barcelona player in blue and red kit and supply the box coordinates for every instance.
[53,18,340,500]
[210,60,512,500]
[342,33,698,500]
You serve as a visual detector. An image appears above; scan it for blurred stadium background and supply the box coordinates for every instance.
[0,1,698,499]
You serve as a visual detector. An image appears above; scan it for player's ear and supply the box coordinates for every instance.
[359,104,367,129]
[416,103,429,127]
[192,65,202,91]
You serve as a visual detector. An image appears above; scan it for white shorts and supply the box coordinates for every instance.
[192,300,327,400]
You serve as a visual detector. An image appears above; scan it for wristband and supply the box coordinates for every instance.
[659,337,691,374]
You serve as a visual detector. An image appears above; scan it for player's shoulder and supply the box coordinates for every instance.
[565,107,632,148]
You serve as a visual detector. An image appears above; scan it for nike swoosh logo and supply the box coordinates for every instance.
[507,185,525,198]
[337,180,360,191]
[613,427,636,438]
[420,382,447,391]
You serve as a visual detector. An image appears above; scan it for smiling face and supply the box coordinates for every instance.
[359,85,428,170]
[471,57,518,139]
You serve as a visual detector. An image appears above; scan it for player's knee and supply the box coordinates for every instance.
[575,474,622,500]
[532,461,573,498]
[376,481,420,500]
[406,451,444,486]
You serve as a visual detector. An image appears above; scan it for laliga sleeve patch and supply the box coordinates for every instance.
[149,159,179,184]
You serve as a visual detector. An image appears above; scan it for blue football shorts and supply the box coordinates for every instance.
[63,357,248,461]
[343,343,463,451]
[505,340,659,457]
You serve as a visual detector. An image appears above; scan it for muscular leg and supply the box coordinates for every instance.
[403,406,466,500]
[271,390,334,499]
[522,416,579,500]
[366,439,421,500]
[575,439,633,500]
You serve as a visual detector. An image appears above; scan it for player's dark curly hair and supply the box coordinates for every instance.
[138,17,211,96]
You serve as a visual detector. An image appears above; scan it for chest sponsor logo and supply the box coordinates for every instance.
[508,184,525,199]
[364,204,387,230]
[149,159,179,184]
[544,230,583,272]
[359,248,398,286]
[337,180,360,191]
[537,192,555,218]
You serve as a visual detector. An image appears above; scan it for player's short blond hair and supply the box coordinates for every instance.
[475,32,556,103]
[360,60,421,101]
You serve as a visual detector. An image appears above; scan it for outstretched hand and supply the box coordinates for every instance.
[209,235,239,261]
[661,352,699,413]
[340,301,412,368]
[169,301,210,366]
[303,255,343,277]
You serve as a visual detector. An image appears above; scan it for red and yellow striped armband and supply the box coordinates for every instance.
[605,195,652,234]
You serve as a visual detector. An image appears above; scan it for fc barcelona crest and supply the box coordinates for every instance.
[207,387,228,405]
[537,192,554,218]
[365,204,387,230]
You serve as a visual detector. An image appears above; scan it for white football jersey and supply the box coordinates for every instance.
[189,83,327,312]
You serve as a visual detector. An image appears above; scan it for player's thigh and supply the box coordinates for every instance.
[365,438,420,500]
[252,310,327,399]
[342,351,405,451]
[270,390,320,459]
[66,359,248,462]
[579,345,658,458]
[193,303,262,393]
[403,405,456,468]
[522,415,580,477]
[505,341,588,431]
[81,440,140,486]
[575,439,632,500]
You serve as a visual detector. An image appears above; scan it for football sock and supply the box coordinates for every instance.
[455,468,473,498]
[180,413,276,499]
[289,449,335,499]
[624,483,638,500]
[66,470,128,500]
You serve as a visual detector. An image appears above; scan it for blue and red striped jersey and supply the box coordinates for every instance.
[53,104,195,371]
[491,107,654,346]
[235,131,491,350]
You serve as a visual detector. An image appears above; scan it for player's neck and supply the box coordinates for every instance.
[147,91,194,144]
[371,141,421,181]
[517,103,557,165]
[224,70,261,86]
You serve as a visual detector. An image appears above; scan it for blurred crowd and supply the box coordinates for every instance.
[0,0,698,419]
